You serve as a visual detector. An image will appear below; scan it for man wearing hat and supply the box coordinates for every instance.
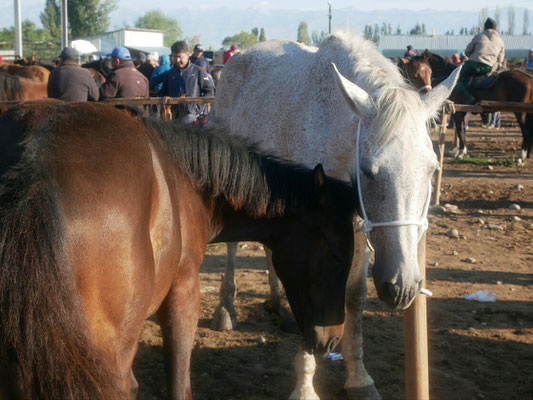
[455,18,505,104]
[47,47,99,101]
[190,44,211,74]
[155,40,214,124]
[100,46,149,100]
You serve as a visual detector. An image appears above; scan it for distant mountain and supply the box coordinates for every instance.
[112,6,532,50]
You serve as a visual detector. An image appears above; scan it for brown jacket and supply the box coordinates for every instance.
[464,29,505,68]
[47,63,99,101]
[100,61,149,99]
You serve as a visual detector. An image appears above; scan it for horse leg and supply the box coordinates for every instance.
[289,347,319,400]
[454,113,467,159]
[343,220,381,400]
[129,370,139,400]
[265,248,297,332]
[157,267,200,400]
[514,112,531,165]
[211,242,238,330]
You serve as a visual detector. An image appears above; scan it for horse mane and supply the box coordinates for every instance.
[0,71,23,101]
[142,118,357,219]
[318,30,425,147]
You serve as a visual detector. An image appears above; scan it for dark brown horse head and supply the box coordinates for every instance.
[270,168,354,355]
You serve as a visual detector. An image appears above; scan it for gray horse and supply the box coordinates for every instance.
[214,30,460,399]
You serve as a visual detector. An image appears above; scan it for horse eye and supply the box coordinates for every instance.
[361,165,377,180]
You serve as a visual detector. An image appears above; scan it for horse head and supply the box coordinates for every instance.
[331,63,461,310]
[268,164,355,355]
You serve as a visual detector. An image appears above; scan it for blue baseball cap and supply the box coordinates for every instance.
[108,46,131,60]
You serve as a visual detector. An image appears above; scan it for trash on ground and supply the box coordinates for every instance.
[462,290,497,302]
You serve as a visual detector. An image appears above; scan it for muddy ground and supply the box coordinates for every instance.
[134,113,532,400]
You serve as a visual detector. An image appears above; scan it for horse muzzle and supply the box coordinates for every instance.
[375,277,423,310]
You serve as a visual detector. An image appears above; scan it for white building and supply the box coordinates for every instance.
[79,28,170,58]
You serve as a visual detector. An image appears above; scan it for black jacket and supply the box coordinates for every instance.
[47,63,99,101]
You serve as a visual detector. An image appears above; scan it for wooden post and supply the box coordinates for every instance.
[433,112,448,206]
[404,233,429,400]
[163,97,172,121]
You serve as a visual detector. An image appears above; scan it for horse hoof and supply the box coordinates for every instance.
[210,306,236,331]
[345,384,382,400]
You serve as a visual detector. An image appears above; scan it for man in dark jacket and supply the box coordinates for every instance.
[157,41,215,123]
[47,47,99,101]
[100,46,149,100]
[190,44,211,75]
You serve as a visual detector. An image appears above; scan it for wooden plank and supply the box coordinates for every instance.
[454,101,533,113]
[404,233,430,400]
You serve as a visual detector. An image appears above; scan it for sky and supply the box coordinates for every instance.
[1,0,531,29]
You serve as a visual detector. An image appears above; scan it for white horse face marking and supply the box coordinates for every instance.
[333,64,458,309]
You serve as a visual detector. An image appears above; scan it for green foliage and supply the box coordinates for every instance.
[446,156,516,167]
[311,30,326,47]
[251,27,259,38]
[40,0,60,40]
[39,0,117,39]
[297,21,309,45]
[259,28,266,42]
[0,19,52,45]
[135,10,182,47]
[222,30,258,49]
[409,22,427,35]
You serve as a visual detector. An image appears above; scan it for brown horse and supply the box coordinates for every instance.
[0,63,50,83]
[427,51,533,163]
[396,52,432,93]
[0,100,357,399]
[0,72,47,112]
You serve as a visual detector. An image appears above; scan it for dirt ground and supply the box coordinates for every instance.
[133,113,533,400]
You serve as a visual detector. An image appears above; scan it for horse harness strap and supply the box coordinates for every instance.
[354,119,431,253]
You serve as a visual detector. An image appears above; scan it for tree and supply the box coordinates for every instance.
[251,27,259,39]
[259,28,266,42]
[363,25,373,40]
[508,6,515,35]
[311,30,326,47]
[135,10,182,47]
[297,21,309,45]
[40,0,60,40]
[523,9,529,35]
[395,25,402,35]
[0,19,51,44]
[222,31,258,49]
[40,0,117,39]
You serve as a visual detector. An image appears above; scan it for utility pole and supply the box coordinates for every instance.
[14,0,23,58]
[328,1,332,34]
[61,0,68,49]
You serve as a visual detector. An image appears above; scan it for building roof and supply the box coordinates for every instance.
[379,35,533,58]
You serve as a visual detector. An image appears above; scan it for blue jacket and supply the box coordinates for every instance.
[150,54,171,92]
[158,62,215,117]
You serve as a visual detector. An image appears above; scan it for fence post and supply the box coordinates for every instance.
[163,97,172,121]
[404,232,430,400]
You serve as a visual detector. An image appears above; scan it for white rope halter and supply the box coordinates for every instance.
[354,120,431,253]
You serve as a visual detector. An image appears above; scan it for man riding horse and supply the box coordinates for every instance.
[455,17,505,104]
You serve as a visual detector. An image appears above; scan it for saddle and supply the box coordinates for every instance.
[515,68,533,79]
[468,73,498,90]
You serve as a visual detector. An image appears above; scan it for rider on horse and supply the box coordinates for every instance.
[455,18,505,104]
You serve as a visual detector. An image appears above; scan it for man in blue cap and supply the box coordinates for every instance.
[100,46,149,101]
[47,46,99,101]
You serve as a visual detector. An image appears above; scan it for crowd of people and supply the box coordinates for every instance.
[45,40,239,124]
[40,18,533,123]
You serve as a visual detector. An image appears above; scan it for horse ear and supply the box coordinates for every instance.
[331,63,374,118]
[423,49,430,61]
[312,164,327,209]
[421,65,463,117]
[399,58,409,65]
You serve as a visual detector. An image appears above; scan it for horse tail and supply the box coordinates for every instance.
[0,140,123,399]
